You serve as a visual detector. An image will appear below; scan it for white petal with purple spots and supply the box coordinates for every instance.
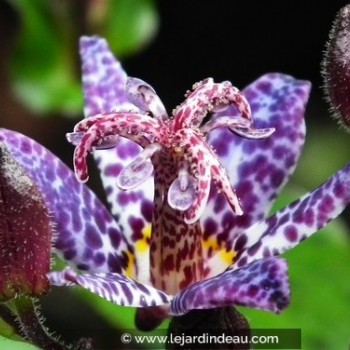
[80,36,154,283]
[48,268,172,307]
[0,129,131,275]
[233,163,350,269]
[201,74,311,276]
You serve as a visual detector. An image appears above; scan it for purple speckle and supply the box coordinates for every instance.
[104,164,122,177]
[213,193,227,214]
[77,264,90,271]
[203,218,218,236]
[247,240,262,257]
[20,139,32,154]
[256,81,272,94]
[63,249,77,260]
[117,142,140,159]
[141,200,153,222]
[247,284,259,297]
[117,192,130,206]
[85,224,103,249]
[284,225,298,242]
[94,252,106,266]
[270,169,284,188]
[108,227,122,249]
[129,216,145,241]
[234,234,247,252]
[108,253,123,273]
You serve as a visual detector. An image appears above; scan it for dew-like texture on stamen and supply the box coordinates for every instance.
[202,74,310,277]
[322,5,350,130]
[0,143,51,301]
[0,129,134,277]
[169,257,290,316]
[48,268,172,307]
[233,163,350,269]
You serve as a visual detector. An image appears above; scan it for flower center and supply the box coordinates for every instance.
[68,77,275,293]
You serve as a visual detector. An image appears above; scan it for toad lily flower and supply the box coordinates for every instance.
[1,36,350,329]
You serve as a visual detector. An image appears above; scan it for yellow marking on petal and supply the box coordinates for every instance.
[220,249,237,265]
[202,237,220,252]
[124,251,136,278]
[135,224,152,254]
[135,240,149,253]
[202,236,237,266]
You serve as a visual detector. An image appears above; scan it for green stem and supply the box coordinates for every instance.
[0,303,21,336]
[8,296,68,350]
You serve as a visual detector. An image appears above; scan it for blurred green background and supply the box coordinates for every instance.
[0,0,349,349]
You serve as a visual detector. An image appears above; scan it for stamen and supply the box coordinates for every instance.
[174,78,253,129]
[178,168,189,191]
[126,77,168,119]
[200,115,251,134]
[168,168,196,211]
[66,132,84,146]
[67,132,119,150]
[230,126,275,139]
[117,143,162,190]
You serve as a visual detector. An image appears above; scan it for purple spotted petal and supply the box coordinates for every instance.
[233,163,350,269]
[0,129,133,276]
[80,36,135,116]
[202,74,311,274]
[169,257,289,316]
[80,36,154,283]
[48,268,172,307]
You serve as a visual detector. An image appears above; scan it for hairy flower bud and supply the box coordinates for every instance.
[0,143,52,300]
[322,4,350,130]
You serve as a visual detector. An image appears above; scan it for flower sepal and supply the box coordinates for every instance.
[0,143,52,301]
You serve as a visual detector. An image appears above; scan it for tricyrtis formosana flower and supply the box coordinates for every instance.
[1,36,349,329]
[0,143,51,301]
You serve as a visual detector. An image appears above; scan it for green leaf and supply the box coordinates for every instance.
[7,0,82,116]
[104,0,159,57]
[0,335,39,350]
[293,124,350,188]
[6,0,159,116]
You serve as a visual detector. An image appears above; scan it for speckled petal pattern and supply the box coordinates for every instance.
[169,257,289,315]
[0,129,133,275]
[80,36,135,116]
[80,36,154,283]
[202,74,311,275]
[48,268,172,307]
[233,163,350,269]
